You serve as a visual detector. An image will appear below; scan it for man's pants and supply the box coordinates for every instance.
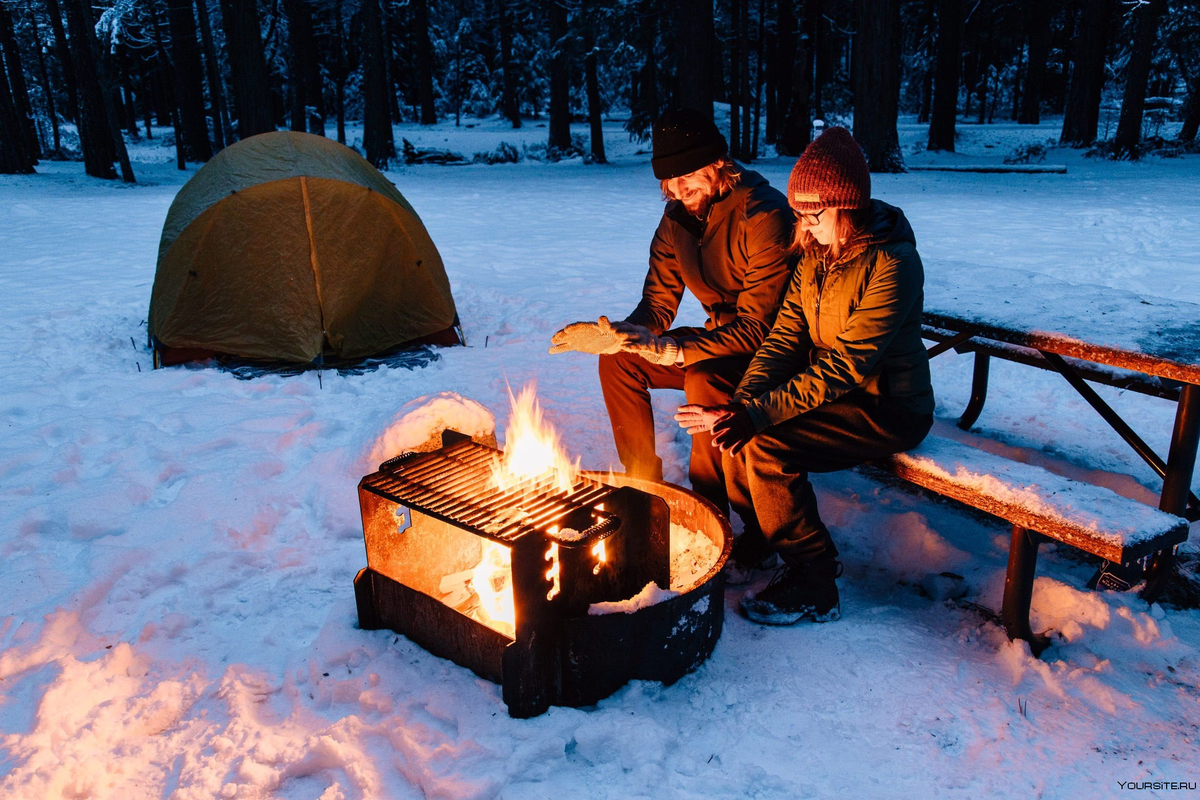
[598,350,751,516]
[723,390,934,566]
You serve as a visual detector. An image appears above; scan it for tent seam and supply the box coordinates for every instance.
[300,176,330,351]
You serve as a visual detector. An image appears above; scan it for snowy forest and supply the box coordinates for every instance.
[1,0,1199,178]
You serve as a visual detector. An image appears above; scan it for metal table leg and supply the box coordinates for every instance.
[958,353,990,430]
[1144,383,1200,601]
[1002,525,1051,655]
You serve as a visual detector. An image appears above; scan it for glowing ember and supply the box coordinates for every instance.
[545,541,561,600]
[591,540,606,575]
[471,540,515,637]
[492,384,580,494]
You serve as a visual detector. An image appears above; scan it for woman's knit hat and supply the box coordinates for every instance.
[651,108,729,179]
[787,127,871,212]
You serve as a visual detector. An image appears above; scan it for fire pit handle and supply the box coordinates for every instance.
[378,451,421,471]
[553,515,621,548]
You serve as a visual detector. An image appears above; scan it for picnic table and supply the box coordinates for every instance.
[877,265,1198,653]
[921,263,1200,523]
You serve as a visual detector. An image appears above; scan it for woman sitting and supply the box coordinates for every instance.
[676,127,935,625]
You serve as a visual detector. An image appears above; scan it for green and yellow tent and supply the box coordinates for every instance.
[149,131,459,366]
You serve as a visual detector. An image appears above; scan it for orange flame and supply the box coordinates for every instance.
[492,384,580,495]
[471,540,515,638]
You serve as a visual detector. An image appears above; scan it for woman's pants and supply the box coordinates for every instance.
[723,390,933,566]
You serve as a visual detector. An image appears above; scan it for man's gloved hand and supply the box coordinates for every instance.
[710,403,756,455]
[549,316,623,355]
[608,320,680,365]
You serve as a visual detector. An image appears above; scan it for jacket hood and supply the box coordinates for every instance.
[860,199,915,248]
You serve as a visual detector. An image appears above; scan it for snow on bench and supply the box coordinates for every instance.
[881,435,1189,565]
[875,435,1190,652]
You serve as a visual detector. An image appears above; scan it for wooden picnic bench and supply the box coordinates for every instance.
[876,266,1199,654]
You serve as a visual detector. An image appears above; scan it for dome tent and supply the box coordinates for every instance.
[149,131,460,367]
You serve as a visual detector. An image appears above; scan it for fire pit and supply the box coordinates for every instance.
[353,428,731,718]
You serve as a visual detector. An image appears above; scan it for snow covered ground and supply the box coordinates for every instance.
[2,116,1199,798]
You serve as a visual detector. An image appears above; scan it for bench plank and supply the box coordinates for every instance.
[881,436,1189,564]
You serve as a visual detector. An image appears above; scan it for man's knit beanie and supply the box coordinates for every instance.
[651,108,728,179]
[787,127,871,212]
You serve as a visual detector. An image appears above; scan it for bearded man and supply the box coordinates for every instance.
[551,108,794,516]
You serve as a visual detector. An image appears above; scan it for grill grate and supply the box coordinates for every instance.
[362,438,617,543]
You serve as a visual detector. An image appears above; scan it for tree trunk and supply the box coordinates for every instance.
[414,0,436,124]
[811,0,824,120]
[777,0,815,156]
[166,0,213,160]
[0,45,35,172]
[219,0,275,138]
[384,1,401,124]
[117,44,140,139]
[42,0,78,124]
[916,0,934,124]
[583,1,605,162]
[548,0,571,152]
[30,11,61,154]
[61,0,119,177]
[1112,0,1166,158]
[853,0,903,171]
[361,0,393,167]
[149,0,188,168]
[974,22,990,125]
[1018,0,1052,124]
[675,0,713,115]
[334,0,346,143]
[629,0,658,138]
[498,0,520,127]
[284,0,305,132]
[1011,47,1022,121]
[927,0,962,151]
[1182,94,1200,142]
[140,61,155,138]
[739,0,751,155]
[729,0,741,157]
[195,0,230,149]
[1060,0,1110,146]
[1175,42,1200,142]
[0,3,38,160]
[773,0,795,144]
[751,0,764,157]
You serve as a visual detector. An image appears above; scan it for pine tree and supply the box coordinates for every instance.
[1113,0,1167,158]
[220,0,275,138]
[853,0,904,171]
[927,0,961,151]
[1060,0,1111,147]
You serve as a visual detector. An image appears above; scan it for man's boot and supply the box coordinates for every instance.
[740,559,843,625]
[724,529,779,585]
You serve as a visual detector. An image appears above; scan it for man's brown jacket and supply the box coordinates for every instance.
[625,169,795,365]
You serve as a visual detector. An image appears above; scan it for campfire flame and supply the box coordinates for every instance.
[460,385,584,634]
[471,540,515,638]
[491,384,580,495]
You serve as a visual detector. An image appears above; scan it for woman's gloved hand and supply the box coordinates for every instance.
[549,316,623,355]
[710,404,756,455]
[608,320,679,365]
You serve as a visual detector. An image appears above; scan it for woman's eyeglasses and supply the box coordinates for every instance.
[797,208,827,226]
